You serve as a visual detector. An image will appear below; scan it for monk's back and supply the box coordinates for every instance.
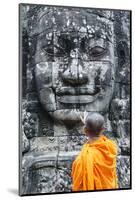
[71,135,118,191]
[91,136,118,189]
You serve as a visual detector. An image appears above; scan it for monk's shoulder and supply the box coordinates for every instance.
[105,136,118,154]
[107,137,117,148]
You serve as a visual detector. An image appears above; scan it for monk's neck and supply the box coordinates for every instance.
[87,134,102,144]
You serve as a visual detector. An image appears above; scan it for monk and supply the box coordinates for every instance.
[71,112,118,191]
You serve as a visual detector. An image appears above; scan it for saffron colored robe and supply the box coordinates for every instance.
[71,135,118,191]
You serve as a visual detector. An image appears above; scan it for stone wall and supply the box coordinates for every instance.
[20,4,131,195]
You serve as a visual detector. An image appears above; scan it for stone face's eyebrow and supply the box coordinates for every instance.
[32,26,113,45]
[34,27,112,40]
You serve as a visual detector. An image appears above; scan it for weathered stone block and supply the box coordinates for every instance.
[58,135,87,151]
[29,136,59,153]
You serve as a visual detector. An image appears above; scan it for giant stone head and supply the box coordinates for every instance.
[33,8,115,125]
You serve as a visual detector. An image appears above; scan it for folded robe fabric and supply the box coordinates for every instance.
[71,135,118,191]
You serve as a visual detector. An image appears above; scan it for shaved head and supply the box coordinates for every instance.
[84,112,104,136]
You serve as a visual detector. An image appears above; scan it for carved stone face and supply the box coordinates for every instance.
[34,9,115,124]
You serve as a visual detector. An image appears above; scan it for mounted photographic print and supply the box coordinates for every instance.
[19,3,131,196]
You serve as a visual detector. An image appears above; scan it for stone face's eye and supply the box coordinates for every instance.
[42,45,66,57]
[42,46,54,55]
[80,37,107,57]
[89,46,106,57]
[85,37,108,57]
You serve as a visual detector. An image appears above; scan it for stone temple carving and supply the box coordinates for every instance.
[19,4,131,195]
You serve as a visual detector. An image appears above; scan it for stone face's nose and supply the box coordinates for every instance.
[61,48,88,85]
[61,58,88,85]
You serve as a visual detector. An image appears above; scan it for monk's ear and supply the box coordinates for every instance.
[100,127,105,133]
[83,126,88,135]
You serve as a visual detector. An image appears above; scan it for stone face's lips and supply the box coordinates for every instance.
[57,94,99,104]
[55,86,100,96]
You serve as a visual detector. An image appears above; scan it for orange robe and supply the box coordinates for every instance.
[71,135,118,191]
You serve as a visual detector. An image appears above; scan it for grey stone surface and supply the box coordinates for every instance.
[22,130,30,153]
[20,4,131,195]
[21,151,130,194]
